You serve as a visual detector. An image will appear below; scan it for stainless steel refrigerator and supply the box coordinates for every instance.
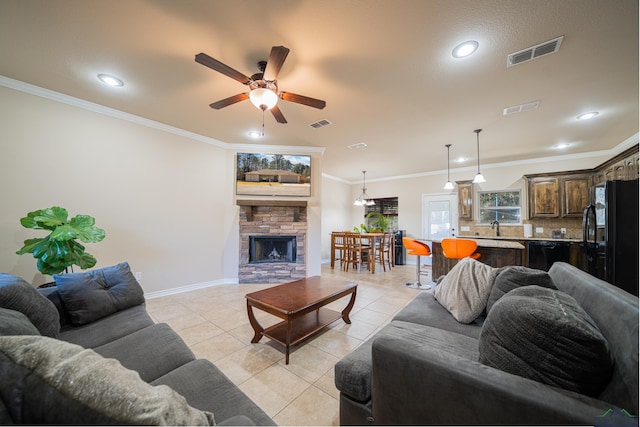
[583,179,638,296]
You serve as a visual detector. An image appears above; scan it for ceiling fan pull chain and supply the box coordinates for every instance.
[261,109,265,136]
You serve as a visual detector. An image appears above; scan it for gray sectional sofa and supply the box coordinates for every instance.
[0,262,274,425]
[335,261,639,425]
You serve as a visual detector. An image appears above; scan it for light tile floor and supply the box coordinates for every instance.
[145,262,433,426]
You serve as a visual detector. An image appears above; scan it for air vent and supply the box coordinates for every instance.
[347,142,368,150]
[503,101,540,115]
[507,36,564,67]
[309,119,332,129]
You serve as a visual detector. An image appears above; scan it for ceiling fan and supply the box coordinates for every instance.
[195,46,326,124]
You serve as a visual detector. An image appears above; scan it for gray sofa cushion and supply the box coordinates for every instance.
[59,304,154,348]
[94,323,195,383]
[392,292,482,339]
[0,335,214,425]
[479,286,614,397]
[0,308,40,336]
[152,359,276,426]
[0,273,60,337]
[54,262,145,325]
[335,320,479,403]
[486,266,556,313]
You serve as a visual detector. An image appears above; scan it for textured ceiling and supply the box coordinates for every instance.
[0,0,637,182]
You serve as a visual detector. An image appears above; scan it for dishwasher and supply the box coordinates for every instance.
[527,241,571,271]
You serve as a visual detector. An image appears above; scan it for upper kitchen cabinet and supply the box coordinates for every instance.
[593,146,639,184]
[456,180,474,220]
[527,177,560,218]
[561,174,592,217]
[525,172,592,219]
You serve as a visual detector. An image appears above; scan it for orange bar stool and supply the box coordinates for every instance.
[441,238,481,260]
[402,237,432,289]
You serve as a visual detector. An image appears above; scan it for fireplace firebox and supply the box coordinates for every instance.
[249,236,297,264]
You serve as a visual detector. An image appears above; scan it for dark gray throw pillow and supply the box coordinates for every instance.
[486,266,556,313]
[0,308,41,336]
[54,262,145,326]
[0,273,60,337]
[479,286,613,397]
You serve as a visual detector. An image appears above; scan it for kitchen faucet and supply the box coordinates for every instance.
[491,220,500,237]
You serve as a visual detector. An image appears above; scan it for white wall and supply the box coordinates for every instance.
[320,175,353,261]
[0,86,230,292]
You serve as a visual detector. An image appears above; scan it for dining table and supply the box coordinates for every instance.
[330,231,395,273]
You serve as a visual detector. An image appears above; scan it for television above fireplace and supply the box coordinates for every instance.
[236,153,311,197]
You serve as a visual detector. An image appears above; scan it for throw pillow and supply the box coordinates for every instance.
[486,266,557,313]
[0,273,60,337]
[54,262,145,325]
[0,308,40,336]
[0,335,214,425]
[433,257,499,323]
[479,286,613,397]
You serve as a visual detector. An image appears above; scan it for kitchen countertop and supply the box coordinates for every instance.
[429,238,525,250]
[459,235,582,243]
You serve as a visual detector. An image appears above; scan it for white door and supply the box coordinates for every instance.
[422,194,458,240]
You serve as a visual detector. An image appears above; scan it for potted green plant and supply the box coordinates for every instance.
[16,206,106,275]
[365,211,391,232]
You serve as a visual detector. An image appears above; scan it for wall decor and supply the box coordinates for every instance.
[236,153,311,197]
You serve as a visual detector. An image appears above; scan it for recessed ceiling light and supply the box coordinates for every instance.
[452,41,479,58]
[576,112,598,120]
[248,131,262,138]
[97,74,124,87]
[553,143,571,149]
[455,157,467,163]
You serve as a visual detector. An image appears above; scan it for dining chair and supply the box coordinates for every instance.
[331,231,348,269]
[440,238,481,260]
[344,233,373,273]
[402,237,432,289]
[376,232,393,272]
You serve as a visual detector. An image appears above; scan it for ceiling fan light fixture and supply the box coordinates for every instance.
[249,88,278,110]
[452,40,479,58]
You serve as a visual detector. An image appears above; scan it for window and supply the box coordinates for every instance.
[478,190,521,224]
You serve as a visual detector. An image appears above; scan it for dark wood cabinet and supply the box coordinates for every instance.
[431,241,523,278]
[561,174,591,217]
[528,177,560,218]
[456,181,473,219]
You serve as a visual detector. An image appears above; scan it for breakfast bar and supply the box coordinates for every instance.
[430,238,525,278]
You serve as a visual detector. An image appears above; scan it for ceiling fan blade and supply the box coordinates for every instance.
[262,46,290,81]
[209,93,249,109]
[271,105,287,123]
[195,53,251,85]
[280,91,326,109]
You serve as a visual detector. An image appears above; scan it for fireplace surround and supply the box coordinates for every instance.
[237,200,307,283]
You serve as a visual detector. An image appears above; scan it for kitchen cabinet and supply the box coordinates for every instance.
[525,172,591,218]
[527,177,560,218]
[561,174,591,217]
[456,181,473,219]
[431,240,524,278]
[594,145,639,184]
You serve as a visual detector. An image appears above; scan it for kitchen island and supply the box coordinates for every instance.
[430,238,525,279]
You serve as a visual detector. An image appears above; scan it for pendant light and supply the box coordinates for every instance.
[444,144,454,190]
[354,171,375,206]
[472,129,486,183]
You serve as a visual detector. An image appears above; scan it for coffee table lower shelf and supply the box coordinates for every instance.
[262,307,341,349]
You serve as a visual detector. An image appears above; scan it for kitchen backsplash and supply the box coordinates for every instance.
[458,217,583,240]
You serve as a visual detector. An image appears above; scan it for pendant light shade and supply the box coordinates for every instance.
[472,129,486,183]
[354,171,375,206]
[444,144,454,190]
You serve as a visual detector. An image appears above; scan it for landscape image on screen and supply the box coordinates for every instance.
[236,153,311,196]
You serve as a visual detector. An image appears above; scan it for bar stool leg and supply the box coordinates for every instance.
[405,255,431,290]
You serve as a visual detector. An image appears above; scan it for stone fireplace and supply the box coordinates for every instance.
[237,200,307,283]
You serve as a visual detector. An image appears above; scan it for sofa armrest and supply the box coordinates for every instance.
[371,334,613,425]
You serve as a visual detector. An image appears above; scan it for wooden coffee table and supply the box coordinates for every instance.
[245,276,357,364]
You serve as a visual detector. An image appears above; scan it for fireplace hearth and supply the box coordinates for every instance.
[250,236,297,264]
